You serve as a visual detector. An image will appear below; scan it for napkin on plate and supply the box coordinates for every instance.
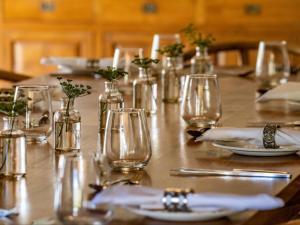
[257,82,300,102]
[196,127,300,146]
[90,185,283,212]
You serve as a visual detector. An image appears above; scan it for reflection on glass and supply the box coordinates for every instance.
[14,85,52,143]
[255,41,290,90]
[103,108,151,171]
[55,154,112,225]
[181,74,222,128]
[113,47,144,83]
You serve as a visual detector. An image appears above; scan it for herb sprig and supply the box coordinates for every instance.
[0,90,27,117]
[95,66,128,82]
[57,77,91,99]
[181,24,215,50]
[131,56,159,69]
[157,43,185,58]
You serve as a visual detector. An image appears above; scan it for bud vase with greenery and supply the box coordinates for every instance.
[182,24,214,74]
[158,43,185,103]
[132,56,159,115]
[54,77,91,152]
[0,90,27,177]
[95,66,126,133]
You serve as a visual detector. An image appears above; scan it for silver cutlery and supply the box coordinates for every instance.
[247,121,300,128]
[170,168,291,179]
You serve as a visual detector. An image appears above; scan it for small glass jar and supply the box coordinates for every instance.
[54,98,81,152]
[133,67,157,115]
[98,81,124,133]
[191,47,213,74]
[0,116,26,177]
[161,57,182,103]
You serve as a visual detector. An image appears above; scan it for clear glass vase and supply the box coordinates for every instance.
[191,47,213,74]
[0,116,26,178]
[54,98,81,152]
[161,57,182,103]
[133,67,157,115]
[98,81,124,133]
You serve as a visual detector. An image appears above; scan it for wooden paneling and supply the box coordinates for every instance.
[3,0,96,23]
[1,0,300,76]
[2,31,95,76]
[97,0,195,26]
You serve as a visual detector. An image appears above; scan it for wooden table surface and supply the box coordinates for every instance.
[3,73,300,225]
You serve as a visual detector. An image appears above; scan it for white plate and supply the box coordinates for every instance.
[127,207,236,222]
[213,140,300,156]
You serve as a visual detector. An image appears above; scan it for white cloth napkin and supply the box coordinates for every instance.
[257,82,300,102]
[0,208,18,217]
[90,185,284,212]
[196,127,300,146]
[40,57,113,70]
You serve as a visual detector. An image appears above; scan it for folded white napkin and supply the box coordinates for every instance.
[196,127,300,146]
[40,57,113,70]
[90,185,283,212]
[257,82,300,102]
[0,208,18,217]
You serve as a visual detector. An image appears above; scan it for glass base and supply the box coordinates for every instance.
[110,160,146,172]
[0,173,25,179]
[55,148,80,153]
[185,120,219,128]
[163,99,180,103]
[26,136,48,144]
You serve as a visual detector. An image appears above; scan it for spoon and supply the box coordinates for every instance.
[186,128,210,140]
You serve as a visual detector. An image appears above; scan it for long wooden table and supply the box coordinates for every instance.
[2,73,300,225]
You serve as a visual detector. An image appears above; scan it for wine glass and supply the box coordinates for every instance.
[112,47,144,82]
[255,41,290,90]
[55,154,113,225]
[103,108,151,171]
[14,85,52,143]
[181,74,222,128]
[151,33,182,69]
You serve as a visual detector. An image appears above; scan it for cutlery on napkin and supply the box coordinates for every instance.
[257,82,300,102]
[196,127,300,146]
[170,168,291,179]
[89,185,284,211]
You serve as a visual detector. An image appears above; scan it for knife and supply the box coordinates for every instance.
[170,168,292,179]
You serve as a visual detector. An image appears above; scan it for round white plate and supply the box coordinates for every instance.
[213,141,300,156]
[127,207,236,222]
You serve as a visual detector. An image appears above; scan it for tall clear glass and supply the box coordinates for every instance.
[98,81,124,133]
[162,57,182,103]
[151,33,182,69]
[55,154,112,225]
[191,47,213,74]
[103,108,151,172]
[181,74,222,128]
[112,47,144,83]
[255,41,290,90]
[54,98,81,152]
[14,85,52,143]
[0,116,26,178]
[133,67,157,115]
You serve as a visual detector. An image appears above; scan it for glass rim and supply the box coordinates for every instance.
[15,85,50,89]
[109,108,146,114]
[186,74,218,79]
[259,40,287,46]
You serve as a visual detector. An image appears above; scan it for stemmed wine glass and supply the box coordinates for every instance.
[112,47,144,83]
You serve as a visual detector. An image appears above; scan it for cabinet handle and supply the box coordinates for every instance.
[40,1,56,12]
[244,4,262,15]
[142,2,158,14]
